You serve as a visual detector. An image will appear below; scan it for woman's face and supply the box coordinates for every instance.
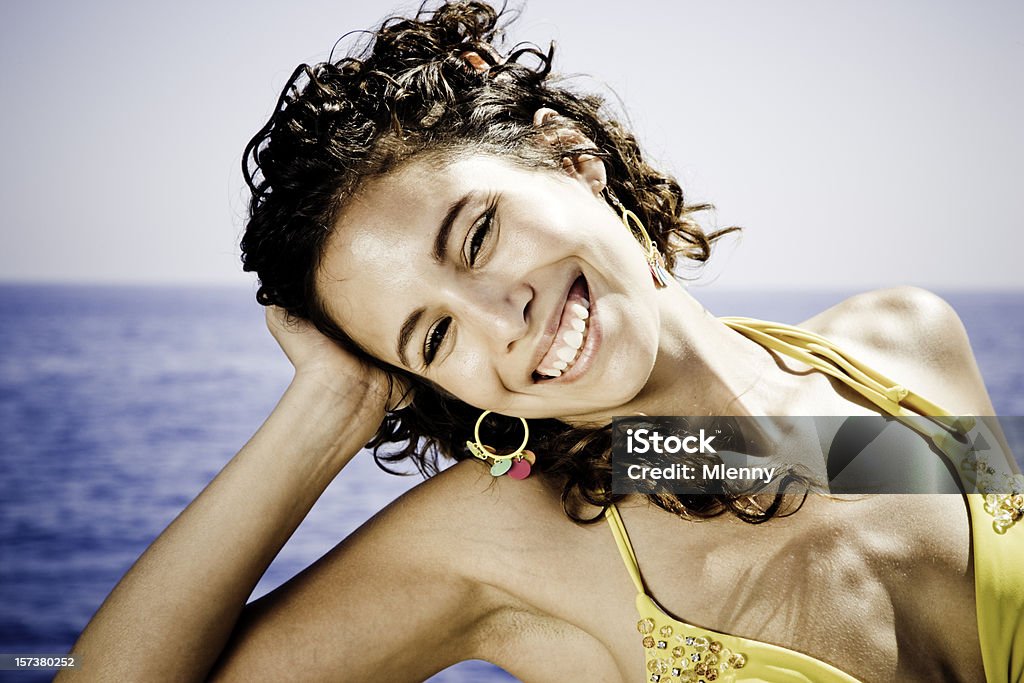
[316,153,664,421]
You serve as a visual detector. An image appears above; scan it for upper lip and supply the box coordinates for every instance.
[526,271,580,382]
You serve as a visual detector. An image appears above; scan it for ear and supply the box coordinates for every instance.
[532,107,607,196]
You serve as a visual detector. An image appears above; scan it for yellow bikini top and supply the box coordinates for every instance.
[604,316,1024,683]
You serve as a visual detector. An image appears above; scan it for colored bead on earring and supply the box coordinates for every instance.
[619,206,672,288]
[466,411,535,480]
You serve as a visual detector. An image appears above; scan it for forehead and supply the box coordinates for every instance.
[315,154,522,364]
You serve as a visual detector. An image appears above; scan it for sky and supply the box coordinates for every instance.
[0,0,1021,289]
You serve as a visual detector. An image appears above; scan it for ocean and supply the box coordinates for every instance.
[1,284,1021,682]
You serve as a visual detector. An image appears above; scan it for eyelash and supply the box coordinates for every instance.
[423,203,497,367]
[423,317,451,365]
[467,203,496,266]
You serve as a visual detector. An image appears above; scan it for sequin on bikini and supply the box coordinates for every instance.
[637,617,746,682]
[983,490,1024,534]
[934,423,1024,534]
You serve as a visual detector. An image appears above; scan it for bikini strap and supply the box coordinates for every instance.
[604,317,985,596]
[718,316,976,446]
[604,503,646,595]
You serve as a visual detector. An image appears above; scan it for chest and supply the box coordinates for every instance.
[477,493,978,683]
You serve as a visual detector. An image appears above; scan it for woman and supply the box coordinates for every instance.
[61,2,1022,681]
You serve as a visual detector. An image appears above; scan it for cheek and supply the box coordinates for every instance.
[436,347,499,403]
[590,287,661,387]
[607,306,660,362]
[502,209,573,260]
[506,183,594,249]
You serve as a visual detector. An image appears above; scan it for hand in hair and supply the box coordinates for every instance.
[266,305,412,412]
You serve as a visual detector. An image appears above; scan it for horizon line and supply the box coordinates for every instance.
[0,278,1021,294]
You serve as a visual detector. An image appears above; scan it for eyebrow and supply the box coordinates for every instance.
[432,192,472,263]
[397,307,425,368]
[396,192,472,367]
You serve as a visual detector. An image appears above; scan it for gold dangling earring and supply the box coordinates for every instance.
[466,411,535,480]
[603,189,672,288]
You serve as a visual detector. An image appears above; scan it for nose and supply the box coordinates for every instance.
[448,278,533,352]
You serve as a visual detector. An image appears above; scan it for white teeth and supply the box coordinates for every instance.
[563,330,584,349]
[534,285,593,380]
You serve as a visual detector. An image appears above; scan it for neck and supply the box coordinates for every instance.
[563,284,842,429]
[623,285,809,418]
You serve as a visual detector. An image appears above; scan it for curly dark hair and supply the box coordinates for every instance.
[241,1,805,524]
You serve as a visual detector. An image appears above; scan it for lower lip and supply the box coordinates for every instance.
[542,277,600,385]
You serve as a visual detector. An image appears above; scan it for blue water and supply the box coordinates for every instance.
[1,284,1021,682]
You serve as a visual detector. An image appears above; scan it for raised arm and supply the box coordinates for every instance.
[56,308,489,681]
[206,457,501,681]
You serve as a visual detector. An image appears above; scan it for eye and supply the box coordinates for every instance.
[466,203,497,266]
[423,317,451,365]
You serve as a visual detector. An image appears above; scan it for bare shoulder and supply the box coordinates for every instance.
[211,458,565,680]
[375,454,575,597]
[359,457,563,570]
[798,286,995,415]
[799,286,965,359]
[403,456,568,528]
[393,460,622,681]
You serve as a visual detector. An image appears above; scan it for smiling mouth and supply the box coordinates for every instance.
[532,275,591,381]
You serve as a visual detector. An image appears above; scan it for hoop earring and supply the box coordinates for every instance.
[466,411,535,480]
[603,189,672,289]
